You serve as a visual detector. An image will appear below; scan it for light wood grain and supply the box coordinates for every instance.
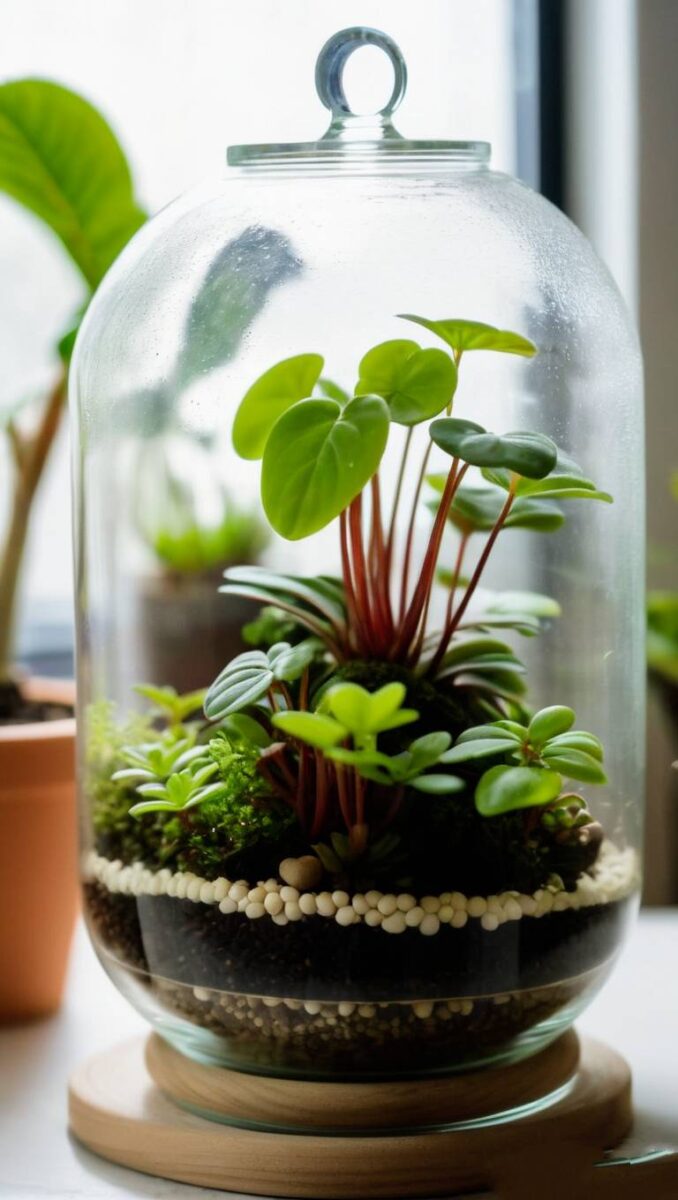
[68,1032,637,1197]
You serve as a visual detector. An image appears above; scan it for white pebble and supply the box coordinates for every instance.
[336,905,356,927]
[377,894,398,916]
[520,895,537,916]
[200,882,215,904]
[264,892,284,916]
[280,885,299,904]
[213,878,229,902]
[304,1000,321,1015]
[272,912,289,926]
[264,878,279,892]
[382,912,407,935]
[193,987,210,1001]
[176,876,189,899]
[332,890,350,909]
[237,897,249,912]
[358,1004,376,1018]
[413,1000,434,1019]
[365,890,382,908]
[338,1001,355,1017]
[229,883,248,902]
[450,892,467,911]
[405,906,424,928]
[245,902,266,919]
[467,896,487,918]
[481,913,499,932]
[451,910,468,929]
[352,894,369,915]
[364,909,383,927]
[420,914,440,936]
[316,892,336,917]
[285,901,303,922]
[187,880,202,902]
[487,896,502,915]
[262,996,281,1007]
[248,886,266,904]
[505,899,522,921]
[299,893,317,916]
[461,1000,474,1016]
[218,897,237,915]
[438,905,453,923]
[421,896,440,914]
[397,893,416,912]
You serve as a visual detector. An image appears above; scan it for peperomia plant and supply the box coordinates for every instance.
[113,311,614,888]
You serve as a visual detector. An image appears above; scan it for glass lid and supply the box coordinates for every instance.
[227,26,491,167]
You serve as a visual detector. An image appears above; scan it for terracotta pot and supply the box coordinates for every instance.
[0,677,77,1020]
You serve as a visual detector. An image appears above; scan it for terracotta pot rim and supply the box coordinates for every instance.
[0,676,76,744]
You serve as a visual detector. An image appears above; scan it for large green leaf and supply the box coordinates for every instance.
[528,706,575,745]
[204,650,275,719]
[541,745,607,784]
[261,395,390,539]
[233,353,324,460]
[398,314,537,357]
[0,79,145,287]
[475,765,562,817]
[483,449,613,503]
[355,339,456,425]
[430,418,557,479]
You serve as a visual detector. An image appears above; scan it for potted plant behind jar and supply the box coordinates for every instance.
[84,315,639,1077]
[133,436,269,694]
[0,79,145,1018]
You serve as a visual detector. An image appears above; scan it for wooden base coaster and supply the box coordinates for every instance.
[69,1030,634,1198]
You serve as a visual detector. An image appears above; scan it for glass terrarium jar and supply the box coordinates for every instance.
[72,28,643,1089]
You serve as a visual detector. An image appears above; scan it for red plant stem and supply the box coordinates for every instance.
[336,764,354,831]
[398,439,433,621]
[443,488,517,646]
[311,751,328,839]
[385,427,412,573]
[299,668,310,712]
[369,473,393,644]
[277,681,294,710]
[422,532,470,672]
[339,510,361,653]
[355,771,366,828]
[349,494,375,654]
[395,459,468,658]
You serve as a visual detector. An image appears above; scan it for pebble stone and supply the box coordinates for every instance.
[85,843,639,939]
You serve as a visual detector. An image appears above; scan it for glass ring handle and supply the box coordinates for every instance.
[315,27,407,140]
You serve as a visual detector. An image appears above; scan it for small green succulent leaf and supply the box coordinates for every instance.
[540,746,607,784]
[261,394,390,539]
[409,773,465,794]
[398,315,537,357]
[528,706,575,745]
[455,723,523,744]
[545,732,603,761]
[129,799,177,818]
[134,684,207,725]
[406,731,453,768]
[204,651,275,720]
[223,566,346,626]
[442,738,518,764]
[475,765,563,817]
[323,681,418,738]
[272,710,346,750]
[233,353,325,459]
[220,712,272,748]
[431,419,557,479]
[356,339,457,425]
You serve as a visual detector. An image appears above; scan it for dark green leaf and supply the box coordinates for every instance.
[268,637,324,680]
[431,418,557,479]
[398,314,537,357]
[233,353,324,460]
[356,339,457,425]
[410,773,465,794]
[204,650,274,719]
[261,395,389,539]
[545,732,603,761]
[0,79,145,287]
[443,738,516,764]
[475,765,562,816]
[224,566,346,625]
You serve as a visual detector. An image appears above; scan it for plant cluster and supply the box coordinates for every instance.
[97,313,614,893]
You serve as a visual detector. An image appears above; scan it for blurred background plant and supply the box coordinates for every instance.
[647,472,678,718]
[0,79,145,708]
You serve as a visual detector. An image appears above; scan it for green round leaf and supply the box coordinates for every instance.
[398,315,537,357]
[475,765,563,816]
[356,339,457,425]
[443,738,516,764]
[541,746,607,784]
[233,353,325,459]
[528,706,575,745]
[0,80,145,288]
[261,394,389,540]
[431,419,557,479]
[543,732,603,761]
[410,773,465,794]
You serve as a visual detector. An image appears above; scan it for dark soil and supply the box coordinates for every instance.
[84,882,634,1002]
[0,680,73,725]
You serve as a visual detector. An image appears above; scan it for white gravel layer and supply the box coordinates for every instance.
[83,842,639,937]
